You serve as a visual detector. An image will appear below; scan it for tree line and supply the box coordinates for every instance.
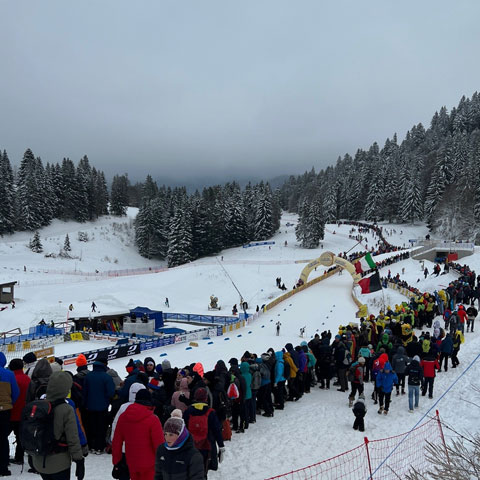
[281,92,480,243]
[135,177,281,267]
[0,148,130,235]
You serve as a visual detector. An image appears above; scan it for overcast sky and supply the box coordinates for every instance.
[1,1,479,185]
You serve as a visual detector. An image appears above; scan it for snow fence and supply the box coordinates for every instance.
[265,412,446,480]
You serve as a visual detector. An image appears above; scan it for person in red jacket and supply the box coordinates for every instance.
[457,305,467,333]
[112,389,164,480]
[420,354,440,399]
[8,358,31,464]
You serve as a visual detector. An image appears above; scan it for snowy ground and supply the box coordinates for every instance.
[1,213,479,479]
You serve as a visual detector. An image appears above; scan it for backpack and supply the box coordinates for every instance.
[283,361,291,381]
[250,366,262,391]
[347,363,357,382]
[259,363,270,381]
[20,399,66,462]
[188,409,213,451]
[343,349,352,366]
[227,382,240,400]
[217,389,232,418]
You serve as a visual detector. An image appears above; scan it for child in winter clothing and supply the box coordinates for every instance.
[420,355,440,399]
[352,395,367,432]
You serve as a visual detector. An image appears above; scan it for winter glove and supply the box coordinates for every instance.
[218,447,226,464]
[75,458,85,480]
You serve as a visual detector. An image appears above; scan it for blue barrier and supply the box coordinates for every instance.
[29,326,63,336]
[163,312,239,326]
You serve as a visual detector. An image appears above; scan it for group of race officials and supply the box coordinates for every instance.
[0,262,476,479]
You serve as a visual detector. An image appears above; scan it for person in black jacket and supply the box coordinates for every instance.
[405,355,423,412]
[154,417,204,480]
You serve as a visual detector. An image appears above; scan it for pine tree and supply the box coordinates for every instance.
[0,150,15,235]
[323,185,337,223]
[64,234,71,252]
[167,207,193,267]
[254,182,273,240]
[110,174,129,216]
[29,231,43,253]
[401,175,423,224]
[296,199,316,248]
[17,149,43,230]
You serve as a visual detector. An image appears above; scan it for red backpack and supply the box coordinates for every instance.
[188,409,213,451]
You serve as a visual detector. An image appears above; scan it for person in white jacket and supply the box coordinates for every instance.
[110,382,146,443]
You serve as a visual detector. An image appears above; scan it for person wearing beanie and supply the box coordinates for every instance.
[23,352,37,378]
[183,387,225,476]
[112,388,164,480]
[171,409,183,418]
[26,357,53,403]
[155,417,204,480]
[7,358,30,464]
[76,354,87,368]
[352,395,367,432]
[72,355,90,421]
[405,355,423,412]
[160,359,177,404]
[192,362,204,378]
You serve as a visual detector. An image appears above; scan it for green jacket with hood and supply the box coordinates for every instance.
[32,371,84,474]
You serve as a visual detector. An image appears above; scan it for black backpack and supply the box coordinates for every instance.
[283,361,291,380]
[217,389,232,418]
[20,399,66,463]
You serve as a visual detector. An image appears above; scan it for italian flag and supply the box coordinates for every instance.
[354,252,377,274]
[358,271,382,294]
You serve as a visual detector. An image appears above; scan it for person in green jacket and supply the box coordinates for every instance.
[239,362,252,431]
[376,333,393,356]
[32,371,85,480]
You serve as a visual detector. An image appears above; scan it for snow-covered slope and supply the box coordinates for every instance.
[2,214,479,480]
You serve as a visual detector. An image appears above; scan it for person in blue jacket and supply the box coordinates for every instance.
[255,354,274,417]
[83,358,115,454]
[376,362,398,415]
[0,351,19,476]
[273,352,286,410]
[439,333,453,372]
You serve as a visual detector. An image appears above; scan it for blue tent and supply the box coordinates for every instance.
[130,307,164,330]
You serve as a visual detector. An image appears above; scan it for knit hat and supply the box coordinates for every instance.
[135,388,153,406]
[76,354,87,367]
[171,409,183,418]
[164,417,185,436]
[23,352,37,364]
[413,355,421,362]
[193,362,204,378]
[203,371,215,385]
[194,387,208,403]
[358,357,366,364]
[155,364,163,375]
[162,359,171,370]
[126,358,135,373]
[335,335,341,340]
[228,357,238,366]
[8,358,24,371]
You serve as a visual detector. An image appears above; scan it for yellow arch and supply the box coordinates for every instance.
[298,251,367,318]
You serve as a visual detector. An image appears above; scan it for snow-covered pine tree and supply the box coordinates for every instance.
[401,173,423,224]
[64,234,71,252]
[142,175,158,204]
[110,174,129,216]
[254,182,273,240]
[167,207,193,267]
[29,231,43,253]
[224,185,247,247]
[94,171,109,217]
[0,150,15,235]
[308,195,325,246]
[323,184,337,223]
[295,199,315,248]
[17,149,44,230]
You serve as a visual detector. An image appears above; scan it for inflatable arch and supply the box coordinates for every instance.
[298,251,368,318]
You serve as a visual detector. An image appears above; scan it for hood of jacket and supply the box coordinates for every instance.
[179,377,189,392]
[92,361,108,372]
[121,401,155,423]
[383,362,392,372]
[285,343,294,352]
[128,382,146,402]
[215,360,228,374]
[32,358,53,380]
[275,351,284,362]
[240,361,251,375]
[397,346,405,355]
[46,371,72,401]
[379,353,389,367]
[381,333,389,344]
[0,352,6,368]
